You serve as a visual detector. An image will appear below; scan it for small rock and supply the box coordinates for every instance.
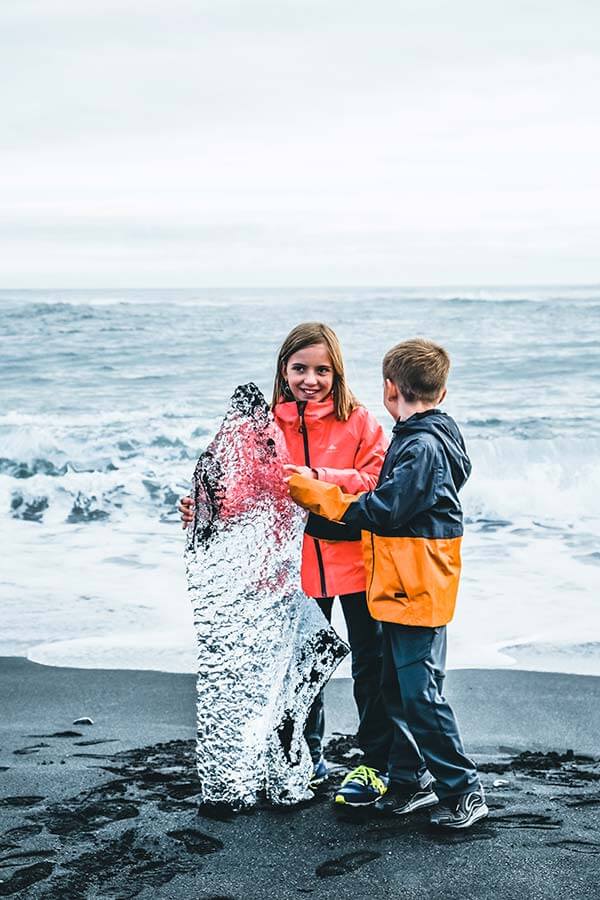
[493,778,510,787]
[73,717,94,726]
[343,748,363,759]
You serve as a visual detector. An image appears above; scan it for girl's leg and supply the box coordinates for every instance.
[304,596,334,763]
[339,591,393,771]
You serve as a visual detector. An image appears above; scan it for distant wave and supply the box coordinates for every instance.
[2,285,600,309]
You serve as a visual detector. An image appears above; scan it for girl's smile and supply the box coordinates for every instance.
[284,343,334,403]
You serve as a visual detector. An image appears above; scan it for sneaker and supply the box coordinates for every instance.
[334,765,389,807]
[429,790,489,829]
[309,757,329,788]
[375,781,439,817]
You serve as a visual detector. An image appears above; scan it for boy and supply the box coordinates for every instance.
[287,338,488,829]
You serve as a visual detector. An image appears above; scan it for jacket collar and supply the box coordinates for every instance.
[392,408,441,435]
[274,396,336,423]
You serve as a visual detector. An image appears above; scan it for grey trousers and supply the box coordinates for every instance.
[382,623,480,801]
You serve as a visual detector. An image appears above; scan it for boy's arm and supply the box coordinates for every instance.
[289,440,438,533]
[313,413,388,493]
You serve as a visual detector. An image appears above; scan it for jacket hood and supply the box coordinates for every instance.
[393,409,471,488]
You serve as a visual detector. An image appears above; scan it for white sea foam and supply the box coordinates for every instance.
[28,632,198,672]
[464,436,600,522]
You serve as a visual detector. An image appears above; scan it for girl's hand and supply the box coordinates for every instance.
[178,495,195,529]
[283,464,316,483]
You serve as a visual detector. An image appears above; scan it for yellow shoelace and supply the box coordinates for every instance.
[341,764,385,793]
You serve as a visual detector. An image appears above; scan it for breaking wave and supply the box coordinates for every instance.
[3,428,597,530]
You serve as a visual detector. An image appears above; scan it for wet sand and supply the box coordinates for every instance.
[1,657,599,899]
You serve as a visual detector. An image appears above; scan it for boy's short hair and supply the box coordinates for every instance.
[382,338,450,403]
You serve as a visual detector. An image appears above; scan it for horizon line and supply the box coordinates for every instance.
[1,282,600,292]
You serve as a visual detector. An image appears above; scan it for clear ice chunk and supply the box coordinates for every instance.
[185,383,348,807]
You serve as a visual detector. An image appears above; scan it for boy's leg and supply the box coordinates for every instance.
[304,596,334,764]
[381,624,432,790]
[339,591,392,771]
[385,623,480,801]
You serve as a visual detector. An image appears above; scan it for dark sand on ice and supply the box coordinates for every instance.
[1,657,599,899]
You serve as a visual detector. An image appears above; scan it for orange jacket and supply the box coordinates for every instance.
[289,410,471,626]
[273,398,387,598]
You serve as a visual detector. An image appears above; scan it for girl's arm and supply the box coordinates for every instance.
[313,411,387,493]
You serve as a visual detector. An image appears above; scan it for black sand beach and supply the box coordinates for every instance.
[1,657,599,899]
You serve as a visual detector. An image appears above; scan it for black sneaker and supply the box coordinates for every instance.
[374,780,439,817]
[429,789,489,829]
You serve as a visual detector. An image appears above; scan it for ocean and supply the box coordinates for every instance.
[1,287,599,677]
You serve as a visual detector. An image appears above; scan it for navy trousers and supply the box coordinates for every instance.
[382,623,480,801]
[304,591,392,770]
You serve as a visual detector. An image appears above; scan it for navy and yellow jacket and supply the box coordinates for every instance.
[289,409,471,627]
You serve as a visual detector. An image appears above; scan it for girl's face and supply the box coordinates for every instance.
[283,343,334,403]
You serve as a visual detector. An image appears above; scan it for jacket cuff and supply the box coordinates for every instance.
[289,473,358,522]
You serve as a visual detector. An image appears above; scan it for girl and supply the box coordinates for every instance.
[181,323,392,804]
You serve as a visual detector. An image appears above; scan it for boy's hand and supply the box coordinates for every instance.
[178,495,195,529]
[283,464,316,483]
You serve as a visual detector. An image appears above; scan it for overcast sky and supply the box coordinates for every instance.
[1,0,599,287]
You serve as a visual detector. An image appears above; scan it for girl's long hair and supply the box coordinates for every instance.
[271,322,360,421]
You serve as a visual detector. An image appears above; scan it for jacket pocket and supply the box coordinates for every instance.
[369,535,409,605]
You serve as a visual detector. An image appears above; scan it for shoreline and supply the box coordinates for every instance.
[13,637,600,680]
[2,657,599,898]
[2,657,600,755]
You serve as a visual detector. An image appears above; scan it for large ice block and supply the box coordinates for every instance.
[185,383,348,807]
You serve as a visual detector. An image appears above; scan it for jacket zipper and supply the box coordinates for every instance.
[368,531,376,599]
[298,403,328,598]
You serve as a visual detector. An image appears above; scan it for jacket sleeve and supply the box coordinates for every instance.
[288,474,362,522]
[289,438,439,533]
[342,440,439,532]
[314,411,388,492]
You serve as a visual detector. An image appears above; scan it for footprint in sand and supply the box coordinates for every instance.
[40,828,194,898]
[40,799,139,835]
[425,825,498,844]
[0,797,45,808]
[316,850,381,877]
[166,828,224,854]
[491,812,562,830]
[12,744,49,756]
[2,825,43,840]
[0,861,54,896]
[0,849,56,867]
[548,839,600,855]
[27,731,83,738]
[566,795,600,807]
